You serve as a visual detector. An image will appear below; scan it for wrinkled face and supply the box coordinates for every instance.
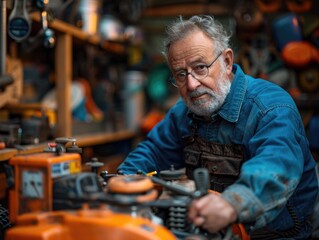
[168,29,233,117]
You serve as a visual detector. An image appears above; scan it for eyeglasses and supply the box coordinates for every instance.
[169,51,224,88]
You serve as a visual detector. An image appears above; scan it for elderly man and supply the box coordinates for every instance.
[118,15,318,239]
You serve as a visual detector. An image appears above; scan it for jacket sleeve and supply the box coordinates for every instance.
[221,104,310,229]
[117,99,189,174]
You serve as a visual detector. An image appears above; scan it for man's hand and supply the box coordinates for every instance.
[188,192,237,233]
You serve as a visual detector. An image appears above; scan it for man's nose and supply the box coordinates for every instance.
[186,73,201,89]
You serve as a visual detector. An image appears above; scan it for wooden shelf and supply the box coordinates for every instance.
[0,129,136,161]
[142,3,231,17]
[0,148,17,162]
[3,13,135,157]
[75,129,136,147]
[0,145,51,162]
[25,12,127,138]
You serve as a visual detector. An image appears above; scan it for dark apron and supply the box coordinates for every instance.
[183,135,243,192]
[182,132,305,239]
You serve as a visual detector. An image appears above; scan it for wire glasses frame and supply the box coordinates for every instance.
[169,51,224,88]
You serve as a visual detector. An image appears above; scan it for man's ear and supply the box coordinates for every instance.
[223,48,233,74]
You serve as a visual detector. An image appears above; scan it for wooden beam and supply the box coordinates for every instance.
[142,3,231,17]
[30,13,125,54]
[56,33,72,137]
[75,129,136,147]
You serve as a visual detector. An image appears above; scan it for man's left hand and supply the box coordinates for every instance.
[188,192,238,233]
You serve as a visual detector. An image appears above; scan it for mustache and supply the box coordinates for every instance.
[189,87,214,98]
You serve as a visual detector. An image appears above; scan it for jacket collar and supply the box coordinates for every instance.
[218,64,247,123]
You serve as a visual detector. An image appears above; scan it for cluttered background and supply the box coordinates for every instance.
[0,0,318,239]
[0,0,318,189]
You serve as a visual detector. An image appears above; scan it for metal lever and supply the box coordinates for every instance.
[55,137,82,154]
[151,176,196,197]
[193,168,210,197]
[44,137,82,155]
[150,168,210,199]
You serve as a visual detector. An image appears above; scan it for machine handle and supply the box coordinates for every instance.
[193,168,210,198]
[151,176,195,197]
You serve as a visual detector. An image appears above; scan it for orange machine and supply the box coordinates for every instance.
[5,207,177,240]
[8,151,82,223]
[6,172,249,240]
[6,174,177,240]
[6,138,250,240]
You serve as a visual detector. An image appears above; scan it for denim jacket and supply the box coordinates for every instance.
[118,64,318,237]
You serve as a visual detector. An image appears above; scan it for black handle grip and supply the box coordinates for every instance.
[193,168,210,197]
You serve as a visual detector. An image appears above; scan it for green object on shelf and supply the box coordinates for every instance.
[147,63,170,104]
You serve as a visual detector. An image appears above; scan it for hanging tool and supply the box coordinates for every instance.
[26,0,55,49]
[36,0,55,48]
[0,0,14,91]
[7,0,31,42]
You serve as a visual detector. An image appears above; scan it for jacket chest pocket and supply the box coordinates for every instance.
[202,152,242,176]
[184,143,244,192]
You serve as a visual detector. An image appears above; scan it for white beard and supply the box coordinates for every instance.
[184,65,231,117]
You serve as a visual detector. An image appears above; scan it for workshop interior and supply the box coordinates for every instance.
[0,0,318,239]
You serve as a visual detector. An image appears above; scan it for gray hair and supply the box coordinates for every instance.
[162,15,231,59]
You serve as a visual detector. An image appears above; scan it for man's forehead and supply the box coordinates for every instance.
[168,45,214,68]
